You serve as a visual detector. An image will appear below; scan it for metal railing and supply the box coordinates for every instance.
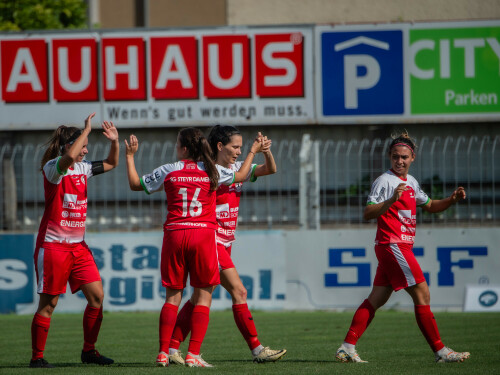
[1,135,499,232]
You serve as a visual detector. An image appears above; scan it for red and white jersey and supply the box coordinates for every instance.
[367,169,429,245]
[140,160,235,231]
[215,162,257,245]
[36,157,93,249]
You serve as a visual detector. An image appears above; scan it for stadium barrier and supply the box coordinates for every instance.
[1,135,499,232]
[1,228,499,313]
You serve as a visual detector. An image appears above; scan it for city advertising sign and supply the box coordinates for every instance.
[316,21,500,124]
[0,27,313,129]
[410,25,500,115]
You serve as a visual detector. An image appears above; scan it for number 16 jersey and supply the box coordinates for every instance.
[140,160,234,230]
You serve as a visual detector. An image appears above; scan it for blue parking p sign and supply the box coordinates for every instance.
[321,30,404,116]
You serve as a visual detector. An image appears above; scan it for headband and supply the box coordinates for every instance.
[60,130,82,152]
[391,142,414,154]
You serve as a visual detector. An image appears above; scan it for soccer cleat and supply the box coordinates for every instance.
[335,344,368,363]
[168,351,185,365]
[435,347,470,363]
[184,352,214,367]
[156,351,169,367]
[252,347,287,363]
[81,349,114,365]
[29,358,54,368]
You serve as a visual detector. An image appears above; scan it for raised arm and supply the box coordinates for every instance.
[101,121,119,172]
[254,135,277,177]
[58,112,94,172]
[364,182,407,220]
[124,134,143,191]
[421,187,466,213]
[233,134,263,183]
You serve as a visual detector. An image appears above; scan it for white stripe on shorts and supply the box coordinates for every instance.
[36,247,45,293]
[389,243,416,287]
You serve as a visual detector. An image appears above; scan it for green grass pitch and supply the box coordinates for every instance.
[1,310,499,374]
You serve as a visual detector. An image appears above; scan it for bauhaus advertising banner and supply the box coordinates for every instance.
[0,21,499,129]
[0,27,314,129]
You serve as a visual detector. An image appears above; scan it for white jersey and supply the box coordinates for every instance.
[367,169,429,245]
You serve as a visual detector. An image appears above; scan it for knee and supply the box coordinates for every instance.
[88,291,104,307]
[231,286,247,304]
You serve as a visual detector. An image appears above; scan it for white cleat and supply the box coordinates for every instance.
[156,351,168,367]
[185,352,214,367]
[168,351,185,365]
[435,347,470,363]
[335,344,367,363]
[252,347,287,363]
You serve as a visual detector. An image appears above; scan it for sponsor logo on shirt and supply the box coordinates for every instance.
[61,211,69,218]
[62,194,78,209]
[398,210,416,225]
[216,203,230,219]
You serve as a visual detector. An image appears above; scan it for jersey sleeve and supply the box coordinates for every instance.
[216,164,235,186]
[234,161,258,182]
[414,180,430,206]
[43,157,66,184]
[80,160,94,179]
[140,163,176,194]
[367,176,389,205]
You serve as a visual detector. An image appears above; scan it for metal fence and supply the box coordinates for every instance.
[1,135,499,232]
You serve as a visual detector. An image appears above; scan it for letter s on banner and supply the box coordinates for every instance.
[324,248,371,287]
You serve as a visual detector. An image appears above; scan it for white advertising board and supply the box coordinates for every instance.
[2,228,498,313]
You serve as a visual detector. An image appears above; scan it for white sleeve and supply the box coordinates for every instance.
[141,163,177,194]
[367,176,389,205]
[77,160,93,179]
[413,179,430,206]
[43,157,65,184]
[234,161,258,182]
[216,164,235,186]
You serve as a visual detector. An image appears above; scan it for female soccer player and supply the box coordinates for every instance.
[125,127,263,368]
[335,132,470,364]
[167,125,286,364]
[30,113,118,368]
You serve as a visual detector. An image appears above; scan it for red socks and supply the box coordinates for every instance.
[188,305,210,355]
[232,303,260,350]
[414,304,444,352]
[170,300,195,350]
[83,305,103,352]
[31,313,51,360]
[344,299,375,345]
[159,303,179,353]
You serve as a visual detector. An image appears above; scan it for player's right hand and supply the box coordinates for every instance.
[392,183,408,202]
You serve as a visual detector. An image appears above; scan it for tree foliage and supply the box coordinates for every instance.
[0,0,87,31]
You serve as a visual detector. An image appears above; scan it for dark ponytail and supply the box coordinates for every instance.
[40,125,81,170]
[207,125,241,160]
[178,127,219,191]
[388,131,417,155]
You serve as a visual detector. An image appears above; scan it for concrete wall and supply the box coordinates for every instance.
[149,0,226,27]
[96,0,500,29]
[227,0,500,25]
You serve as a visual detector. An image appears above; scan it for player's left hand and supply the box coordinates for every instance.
[102,121,119,142]
[451,187,466,202]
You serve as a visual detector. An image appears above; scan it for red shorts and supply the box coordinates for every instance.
[161,228,220,289]
[217,242,235,270]
[34,242,101,295]
[373,243,426,291]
